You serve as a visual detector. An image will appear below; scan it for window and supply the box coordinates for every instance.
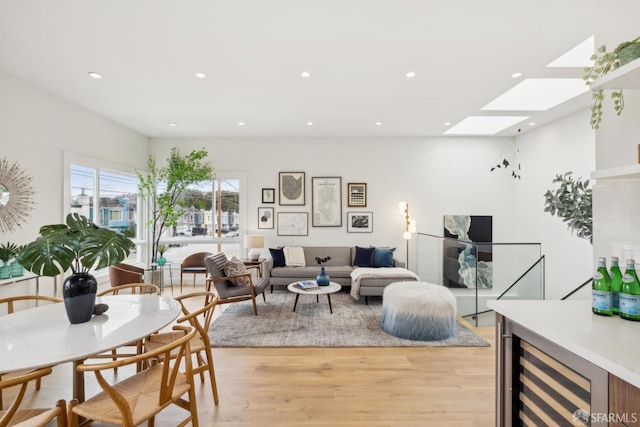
[66,153,140,264]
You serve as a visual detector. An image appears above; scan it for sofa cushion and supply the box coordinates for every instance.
[284,247,306,267]
[353,246,375,267]
[304,246,352,266]
[270,265,354,279]
[373,247,396,267]
[269,247,286,267]
[223,256,250,285]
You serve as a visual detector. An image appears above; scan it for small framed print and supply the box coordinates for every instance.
[347,211,373,233]
[347,182,367,207]
[279,172,305,205]
[258,207,274,229]
[277,212,308,236]
[262,188,275,204]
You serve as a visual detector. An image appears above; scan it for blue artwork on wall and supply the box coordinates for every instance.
[443,215,493,289]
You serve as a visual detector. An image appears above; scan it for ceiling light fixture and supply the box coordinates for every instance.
[405,71,416,78]
[168,122,177,127]
[511,72,522,78]
[238,122,245,126]
[375,122,382,126]
[300,71,311,78]
[195,72,206,79]
[529,122,536,126]
[88,72,102,79]
[444,122,451,126]
[306,122,313,126]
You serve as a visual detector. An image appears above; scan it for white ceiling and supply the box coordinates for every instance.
[0,0,595,138]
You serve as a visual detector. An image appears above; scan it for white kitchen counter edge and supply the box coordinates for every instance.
[488,299,640,389]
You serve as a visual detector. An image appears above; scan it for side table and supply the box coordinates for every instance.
[148,263,174,294]
[240,258,266,278]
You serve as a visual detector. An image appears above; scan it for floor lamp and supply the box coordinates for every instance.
[398,201,416,269]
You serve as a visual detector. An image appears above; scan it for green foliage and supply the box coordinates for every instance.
[137,148,214,263]
[583,36,640,129]
[157,244,167,255]
[543,172,592,244]
[0,242,20,263]
[17,213,135,276]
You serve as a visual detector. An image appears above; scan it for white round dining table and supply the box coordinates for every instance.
[0,294,181,401]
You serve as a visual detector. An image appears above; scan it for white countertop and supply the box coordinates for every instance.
[488,299,640,389]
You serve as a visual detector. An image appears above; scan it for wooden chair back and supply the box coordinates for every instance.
[0,295,62,315]
[69,325,198,427]
[146,292,220,404]
[97,283,160,296]
[0,367,67,427]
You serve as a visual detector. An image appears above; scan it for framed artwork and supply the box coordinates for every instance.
[277,212,308,236]
[258,207,274,229]
[347,182,367,207]
[262,188,275,204]
[443,215,493,289]
[279,172,305,205]
[347,212,373,233]
[312,176,342,227]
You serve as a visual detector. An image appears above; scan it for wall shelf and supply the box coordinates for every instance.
[591,58,640,90]
[591,163,640,180]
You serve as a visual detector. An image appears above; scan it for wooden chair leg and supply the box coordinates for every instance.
[204,347,219,405]
[251,295,258,315]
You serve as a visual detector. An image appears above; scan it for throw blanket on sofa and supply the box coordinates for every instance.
[350,267,420,299]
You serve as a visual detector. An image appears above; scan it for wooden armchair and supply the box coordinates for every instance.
[109,263,145,287]
[145,291,220,405]
[180,252,212,291]
[205,252,269,315]
[0,367,67,426]
[68,325,198,427]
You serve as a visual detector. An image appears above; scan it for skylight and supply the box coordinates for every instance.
[443,116,529,135]
[547,36,594,68]
[481,79,588,111]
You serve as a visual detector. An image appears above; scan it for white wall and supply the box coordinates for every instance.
[0,69,148,296]
[150,136,517,269]
[513,109,595,299]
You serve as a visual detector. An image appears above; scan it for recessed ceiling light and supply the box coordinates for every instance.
[300,71,311,78]
[511,72,522,78]
[444,116,529,135]
[375,122,382,126]
[547,35,595,68]
[238,121,245,126]
[529,122,536,126]
[168,122,177,127]
[481,78,588,111]
[195,72,206,79]
[306,122,313,126]
[88,72,102,79]
[406,71,416,78]
[444,122,451,126]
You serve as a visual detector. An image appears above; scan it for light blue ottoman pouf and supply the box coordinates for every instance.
[380,281,456,341]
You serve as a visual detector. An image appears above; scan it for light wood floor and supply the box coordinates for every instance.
[6,288,497,426]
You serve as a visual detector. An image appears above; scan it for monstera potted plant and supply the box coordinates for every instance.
[17,213,135,323]
[583,36,640,129]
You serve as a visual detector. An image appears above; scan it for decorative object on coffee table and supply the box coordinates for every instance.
[315,256,331,286]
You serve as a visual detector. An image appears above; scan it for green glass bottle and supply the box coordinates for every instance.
[609,256,623,315]
[592,257,613,316]
[620,259,640,321]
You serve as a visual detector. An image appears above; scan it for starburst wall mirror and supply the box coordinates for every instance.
[0,157,35,233]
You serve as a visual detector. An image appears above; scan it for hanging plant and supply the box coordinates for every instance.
[543,172,592,244]
[583,36,640,129]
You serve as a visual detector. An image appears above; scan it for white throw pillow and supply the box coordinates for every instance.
[223,256,250,285]
[284,247,306,267]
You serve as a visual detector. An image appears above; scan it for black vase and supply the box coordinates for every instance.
[63,272,97,324]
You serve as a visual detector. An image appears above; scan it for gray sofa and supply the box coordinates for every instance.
[263,246,419,302]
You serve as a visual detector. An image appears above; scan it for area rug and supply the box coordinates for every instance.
[208,290,490,347]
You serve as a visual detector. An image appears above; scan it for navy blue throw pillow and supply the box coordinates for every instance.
[353,246,375,267]
[269,247,286,267]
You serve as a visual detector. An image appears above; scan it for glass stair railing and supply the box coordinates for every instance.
[416,233,545,326]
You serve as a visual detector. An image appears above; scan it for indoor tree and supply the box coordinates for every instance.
[137,148,214,263]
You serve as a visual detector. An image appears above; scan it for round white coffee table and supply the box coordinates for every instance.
[287,281,342,314]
